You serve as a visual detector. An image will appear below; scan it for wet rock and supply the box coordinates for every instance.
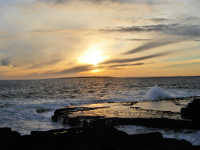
[52,101,199,130]
[52,106,109,122]
[181,97,200,121]
[52,101,183,123]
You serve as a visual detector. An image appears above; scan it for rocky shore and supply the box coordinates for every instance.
[1,97,200,149]
[51,97,200,130]
[1,125,200,150]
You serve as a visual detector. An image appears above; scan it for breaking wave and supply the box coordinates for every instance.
[145,85,172,100]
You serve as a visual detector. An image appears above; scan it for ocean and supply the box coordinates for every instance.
[0,76,200,144]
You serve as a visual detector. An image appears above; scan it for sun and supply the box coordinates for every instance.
[91,69,101,73]
[78,46,106,66]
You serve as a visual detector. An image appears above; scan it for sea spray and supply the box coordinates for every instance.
[145,85,172,100]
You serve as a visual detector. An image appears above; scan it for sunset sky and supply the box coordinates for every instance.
[1,0,200,79]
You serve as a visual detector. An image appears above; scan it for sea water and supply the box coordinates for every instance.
[0,77,200,144]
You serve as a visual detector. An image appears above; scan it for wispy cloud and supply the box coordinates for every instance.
[124,39,183,55]
[102,24,179,33]
[104,24,200,56]
[150,18,169,23]
[50,65,93,75]
[108,62,145,68]
[117,38,152,41]
[102,24,200,39]
[102,51,171,64]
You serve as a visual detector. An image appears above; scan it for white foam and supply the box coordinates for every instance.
[145,85,172,100]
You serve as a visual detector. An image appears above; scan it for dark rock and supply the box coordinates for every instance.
[0,127,20,137]
[31,128,68,136]
[181,97,200,121]
[0,128,21,150]
[64,116,199,129]
[1,126,198,150]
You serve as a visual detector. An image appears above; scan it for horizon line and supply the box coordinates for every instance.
[1,75,200,81]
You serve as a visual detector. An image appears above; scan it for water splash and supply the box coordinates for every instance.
[145,85,172,100]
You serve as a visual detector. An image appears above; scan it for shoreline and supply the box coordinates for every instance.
[50,97,200,146]
[1,125,200,150]
[1,97,200,148]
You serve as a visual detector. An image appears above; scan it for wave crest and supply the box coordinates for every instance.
[145,85,172,100]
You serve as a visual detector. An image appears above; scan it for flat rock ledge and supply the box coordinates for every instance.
[52,97,200,130]
[1,126,200,150]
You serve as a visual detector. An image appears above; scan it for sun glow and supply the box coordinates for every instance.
[78,46,106,66]
[91,69,101,73]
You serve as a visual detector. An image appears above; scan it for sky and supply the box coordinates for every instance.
[0,0,200,79]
